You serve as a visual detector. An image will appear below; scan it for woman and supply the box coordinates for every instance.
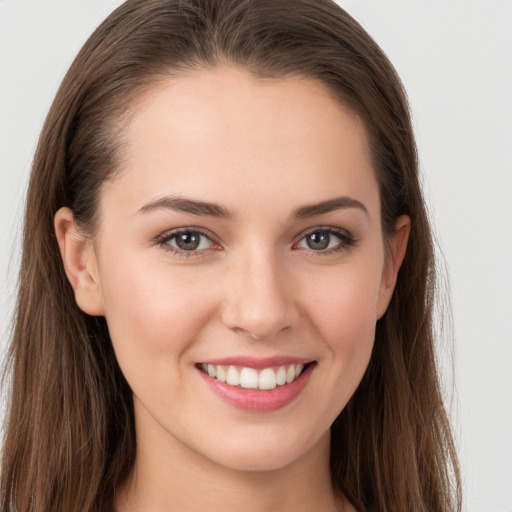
[1,0,461,510]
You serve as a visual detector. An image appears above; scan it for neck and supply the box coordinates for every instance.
[116,410,348,512]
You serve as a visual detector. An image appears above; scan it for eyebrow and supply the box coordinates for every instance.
[137,194,368,219]
[138,195,232,218]
[293,196,369,219]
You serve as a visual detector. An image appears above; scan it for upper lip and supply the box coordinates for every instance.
[197,356,315,369]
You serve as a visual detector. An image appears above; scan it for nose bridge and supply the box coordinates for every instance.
[222,244,297,340]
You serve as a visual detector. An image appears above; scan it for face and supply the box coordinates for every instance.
[60,66,407,473]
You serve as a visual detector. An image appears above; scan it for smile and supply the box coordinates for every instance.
[199,363,306,390]
[196,358,316,412]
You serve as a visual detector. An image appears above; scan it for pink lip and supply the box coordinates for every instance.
[198,356,313,369]
[197,362,316,412]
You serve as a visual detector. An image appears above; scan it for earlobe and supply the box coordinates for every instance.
[376,215,411,319]
[54,207,105,316]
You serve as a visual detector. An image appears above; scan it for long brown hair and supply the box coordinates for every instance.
[1,1,461,510]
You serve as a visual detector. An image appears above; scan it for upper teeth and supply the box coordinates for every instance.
[201,363,305,390]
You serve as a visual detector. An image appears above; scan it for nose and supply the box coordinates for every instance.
[221,249,298,340]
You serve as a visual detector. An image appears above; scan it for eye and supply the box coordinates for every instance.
[295,228,354,253]
[157,229,217,253]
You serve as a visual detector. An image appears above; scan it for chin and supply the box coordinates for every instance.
[200,427,329,473]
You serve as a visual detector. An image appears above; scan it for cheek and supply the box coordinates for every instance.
[98,256,217,369]
[303,260,383,370]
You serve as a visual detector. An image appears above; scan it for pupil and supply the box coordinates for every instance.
[176,232,200,250]
[307,231,330,250]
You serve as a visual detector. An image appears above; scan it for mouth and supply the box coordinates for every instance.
[196,361,314,391]
[195,356,317,411]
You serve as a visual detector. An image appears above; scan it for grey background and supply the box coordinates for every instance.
[1,1,511,510]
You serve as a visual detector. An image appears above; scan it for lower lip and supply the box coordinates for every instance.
[197,363,315,412]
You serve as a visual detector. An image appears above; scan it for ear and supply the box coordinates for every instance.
[54,207,105,316]
[376,215,410,319]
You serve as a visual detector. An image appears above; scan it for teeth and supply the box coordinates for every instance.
[240,367,258,389]
[286,365,295,384]
[258,368,277,390]
[276,366,287,386]
[201,363,307,390]
[226,366,240,386]
[216,365,227,383]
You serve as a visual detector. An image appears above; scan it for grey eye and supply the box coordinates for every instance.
[296,229,351,252]
[304,231,331,250]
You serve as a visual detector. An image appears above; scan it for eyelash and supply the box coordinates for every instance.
[155,226,356,258]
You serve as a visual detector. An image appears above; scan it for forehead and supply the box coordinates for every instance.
[105,65,379,219]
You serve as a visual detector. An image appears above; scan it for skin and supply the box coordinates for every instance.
[56,66,409,512]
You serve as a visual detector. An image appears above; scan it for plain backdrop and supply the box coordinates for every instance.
[1,2,511,511]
